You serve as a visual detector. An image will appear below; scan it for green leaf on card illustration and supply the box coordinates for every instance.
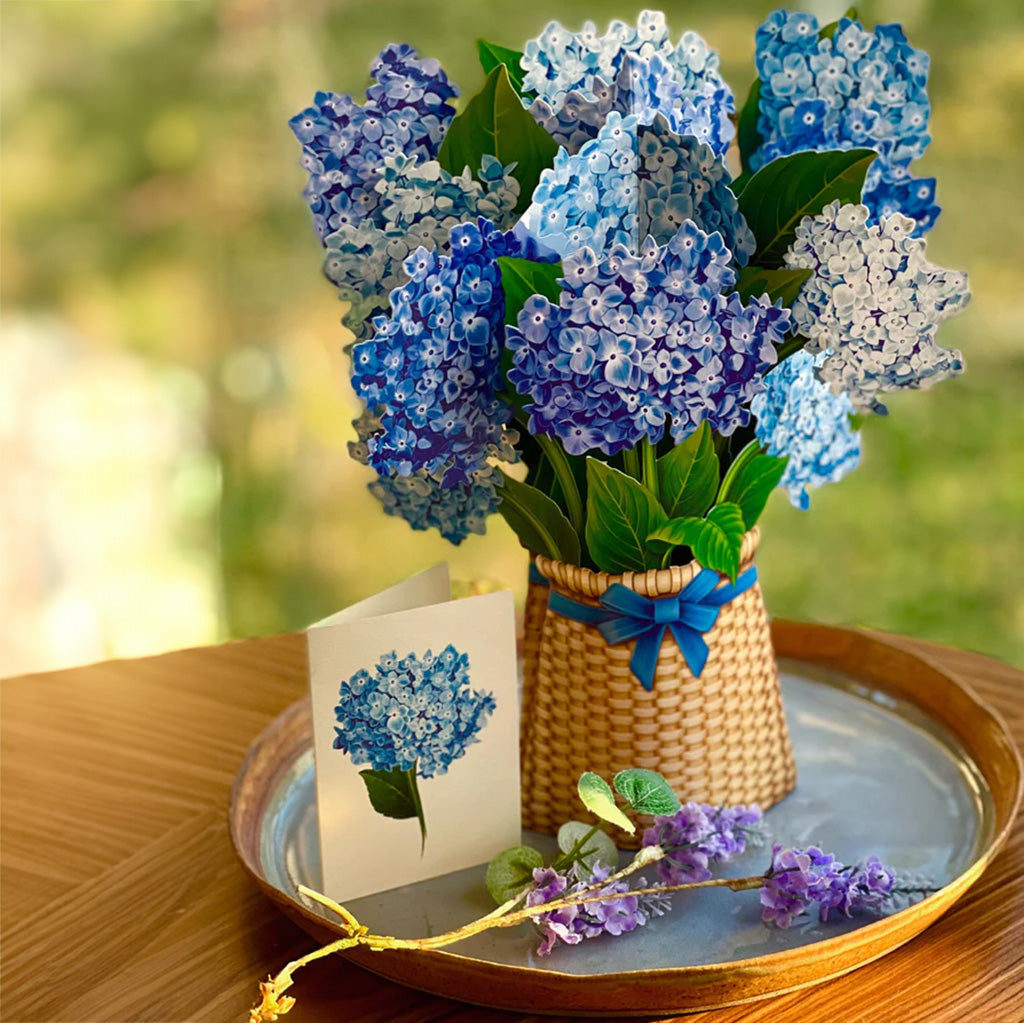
[359,765,427,852]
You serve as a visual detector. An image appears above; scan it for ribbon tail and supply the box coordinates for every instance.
[669,622,710,678]
[629,627,666,691]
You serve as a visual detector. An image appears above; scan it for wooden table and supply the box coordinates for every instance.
[2,629,1021,1023]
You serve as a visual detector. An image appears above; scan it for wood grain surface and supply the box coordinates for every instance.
[2,628,1022,1023]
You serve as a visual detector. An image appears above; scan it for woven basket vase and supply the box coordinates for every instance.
[520,527,796,846]
[519,558,549,763]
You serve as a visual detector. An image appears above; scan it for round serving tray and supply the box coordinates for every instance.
[230,621,1021,1016]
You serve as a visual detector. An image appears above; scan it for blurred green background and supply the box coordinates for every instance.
[2,0,1021,675]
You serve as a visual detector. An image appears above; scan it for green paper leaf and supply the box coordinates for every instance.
[648,503,746,582]
[437,64,558,216]
[476,39,528,97]
[736,78,763,180]
[485,845,544,905]
[497,256,563,326]
[585,459,667,574]
[737,148,877,267]
[722,452,788,530]
[578,771,635,834]
[657,422,719,520]
[694,503,746,581]
[733,266,813,307]
[613,769,681,817]
[497,470,581,564]
[358,765,427,849]
[358,766,418,819]
[557,821,620,873]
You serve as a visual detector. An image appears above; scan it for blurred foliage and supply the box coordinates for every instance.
[1,0,1021,668]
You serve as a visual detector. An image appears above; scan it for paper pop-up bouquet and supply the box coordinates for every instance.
[289,9,969,851]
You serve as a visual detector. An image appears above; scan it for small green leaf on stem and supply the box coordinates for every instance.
[485,845,544,905]
[578,771,635,834]
[614,768,682,816]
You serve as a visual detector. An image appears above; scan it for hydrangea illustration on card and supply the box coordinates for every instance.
[333,644,496,850]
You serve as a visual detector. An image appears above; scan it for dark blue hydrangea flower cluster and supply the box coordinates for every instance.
[289,44,459,241]
[332,644,496,779]
[522,12,735,156]
[506,224,791,456]
[350,219,525,485]
[751,350,861,510]
[752,11,939,233]
[760,844,898,927]
[348,408,506,546]
[524,113,754,265]
[292,48,521,340]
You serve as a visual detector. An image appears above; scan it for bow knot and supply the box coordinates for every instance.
[548,567,758,690]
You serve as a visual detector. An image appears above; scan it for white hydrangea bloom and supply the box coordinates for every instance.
[785,201,970,410]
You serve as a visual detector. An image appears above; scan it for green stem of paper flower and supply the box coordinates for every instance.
[407,763,427,854]
[534,432,584,534]
[621,447,641,482]
[640,437,659,503]
[550,823,601,873]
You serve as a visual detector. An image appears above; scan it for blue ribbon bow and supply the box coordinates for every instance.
[547,567,758,691]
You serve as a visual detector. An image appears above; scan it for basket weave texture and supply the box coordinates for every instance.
[519,564,548,763]
[520,528,796,845]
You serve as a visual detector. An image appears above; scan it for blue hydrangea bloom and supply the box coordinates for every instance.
[350,219,527,485]
[522,12,735,156]
[333,644,495,779]
[348,408,507,545]
[290,44,459,241]
[523,113,754,265]
[784,201,969,411]
[751,350,861,509]
[506,223,792,456]
[322,154,520,339]
[752,11,940,233]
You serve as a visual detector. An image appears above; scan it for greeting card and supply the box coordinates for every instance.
[307,564,521,902]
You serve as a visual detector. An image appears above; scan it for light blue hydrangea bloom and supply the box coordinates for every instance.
[752,11,939,233]
[784,201,970,411]
[752,350,861,509]
[506,223,792,456]
[348,408,507,545]
[322,154,520,339]
[522,12,735,156]
[350,219,527,486]
[333,644,495,779]
[524,113,754,264]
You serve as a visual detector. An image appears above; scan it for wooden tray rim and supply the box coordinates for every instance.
[229,620,1023,1015]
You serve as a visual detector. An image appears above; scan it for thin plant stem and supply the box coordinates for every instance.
[640,438,659,501]
[534,432,584,535]
[622,447,641,481]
